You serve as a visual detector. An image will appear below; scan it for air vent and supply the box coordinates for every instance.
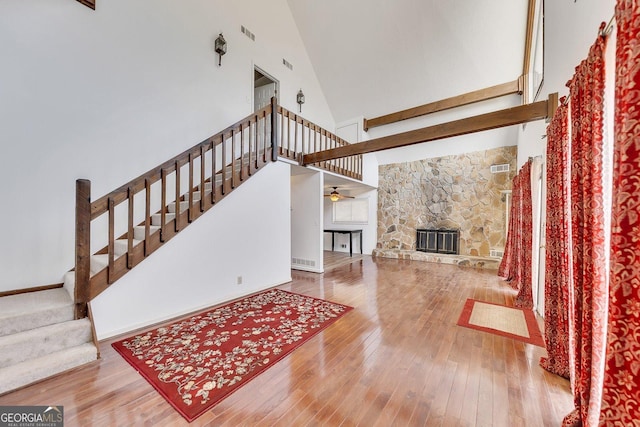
[241,25,255,41]
[490,164,510,173]
[282,58,293,70]
[292,257,316,267]
[490,250,504,258]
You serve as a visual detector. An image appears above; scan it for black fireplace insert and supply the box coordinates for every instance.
[416,229,459,254]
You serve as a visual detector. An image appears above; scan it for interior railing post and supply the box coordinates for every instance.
[188,152,194,223]
[231,129,236,189]
[160,168,167,241]
[271,97,278,161]
[239,123,244,181]
[127,186,134,268]
[75,179,91,319]
[144,179,151,255]
[107,197,114,284]
[200,145,206,212]
[247,119,253,176]
[211,139,217,204]
[222,134,227,194]
[281,111,286,156]
[175,160,181,232]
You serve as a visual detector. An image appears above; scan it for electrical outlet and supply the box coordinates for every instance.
[237,276,242,285]
[341,244,347,248]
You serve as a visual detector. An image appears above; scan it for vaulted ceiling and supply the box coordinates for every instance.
[287,0,529,124]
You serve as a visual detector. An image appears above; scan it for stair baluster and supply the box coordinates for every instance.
[74,179,91,319]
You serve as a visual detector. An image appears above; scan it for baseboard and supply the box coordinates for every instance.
[98,278,293,341]
[0,283,64,298]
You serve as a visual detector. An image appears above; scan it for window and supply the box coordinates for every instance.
[332,199,369,223]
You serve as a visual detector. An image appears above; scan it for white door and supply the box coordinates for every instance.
[254,83,276,111]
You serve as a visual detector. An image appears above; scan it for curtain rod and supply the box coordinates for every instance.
[601,14,616,36]
[561,15,614,108]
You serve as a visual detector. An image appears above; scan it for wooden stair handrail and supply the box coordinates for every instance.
[277,105,363,179]
[74,98,364,316]
[89,105,272,220]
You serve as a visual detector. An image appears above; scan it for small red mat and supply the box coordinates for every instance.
[112,289,352,422]
[456,298,545,347]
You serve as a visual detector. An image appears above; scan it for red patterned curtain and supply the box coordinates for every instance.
[498,162,534,308]
[600,1,640,424]
[563,26,608,427]
[498,183,517,281]
[540,99,571,379]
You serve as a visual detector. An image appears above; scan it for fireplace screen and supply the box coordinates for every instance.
[416,229,459,255]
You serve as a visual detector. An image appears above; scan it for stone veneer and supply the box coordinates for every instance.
[375,146,517,261]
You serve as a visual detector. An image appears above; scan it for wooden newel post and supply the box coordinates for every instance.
[75,179,91,319]
[270,96,278,162]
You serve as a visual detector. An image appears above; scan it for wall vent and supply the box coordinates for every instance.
[292,257,316,267]
[490,250,504,258]
[241,25,255,41]
[490,164,510,173]
[282,58,293,70]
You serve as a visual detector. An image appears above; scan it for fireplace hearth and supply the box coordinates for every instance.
[416,229,459,255]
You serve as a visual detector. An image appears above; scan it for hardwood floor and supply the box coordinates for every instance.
[323,250,365,271]
[0,256,573,426]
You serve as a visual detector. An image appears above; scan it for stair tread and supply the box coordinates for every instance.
[0,343,97,395]
[0,289,72,319]
[0,318,92,369]
[0,318,91,346]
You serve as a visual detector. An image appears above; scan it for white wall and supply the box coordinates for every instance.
[0,0,334,291]
[92,162,291,339]
[290,169,323,273]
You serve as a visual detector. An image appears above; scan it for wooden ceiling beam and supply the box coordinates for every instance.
[303,93,556,165]
[76,0,95,10]
[363,79,522,131]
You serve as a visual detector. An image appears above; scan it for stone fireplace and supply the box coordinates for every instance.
[374,146,516,261]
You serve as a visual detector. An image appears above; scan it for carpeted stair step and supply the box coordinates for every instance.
[63,271,76,301]
[0,318,92,369]
[199,176,224,193]
[183,189,213,203]
[133,225,160,241]
[0,289,73,337]
[113,238,143,257]
[151,212,176,226]
[167,200,190,214]
[0,343,97,395]
[90,254,112,276]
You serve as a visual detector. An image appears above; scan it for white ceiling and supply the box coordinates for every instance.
[287,0,529,123]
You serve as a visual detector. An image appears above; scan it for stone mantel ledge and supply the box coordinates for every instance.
[372,248,500,270]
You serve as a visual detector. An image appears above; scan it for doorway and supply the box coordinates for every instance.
[254,66,278,112]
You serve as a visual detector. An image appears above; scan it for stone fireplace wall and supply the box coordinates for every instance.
[377,146,517,257]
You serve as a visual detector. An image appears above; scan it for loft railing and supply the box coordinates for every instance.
[73,100,276,318]
[277,106,362,179]
[73,98,362,318]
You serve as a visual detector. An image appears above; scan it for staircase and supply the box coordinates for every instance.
[0,288,97,395]
[0,98,363,396]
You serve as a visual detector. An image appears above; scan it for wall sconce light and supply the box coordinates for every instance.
[296,89,305,113]
[215,33,227,66]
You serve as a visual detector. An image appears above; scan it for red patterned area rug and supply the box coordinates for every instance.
[112,289,352,422]
[456,298,545,347]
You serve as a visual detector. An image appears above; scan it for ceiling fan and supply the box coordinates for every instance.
[324,186,354,202]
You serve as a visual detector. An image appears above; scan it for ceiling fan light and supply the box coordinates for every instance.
[330,193,340,202]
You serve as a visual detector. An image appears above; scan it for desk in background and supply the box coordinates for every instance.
[324,229,363,257]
